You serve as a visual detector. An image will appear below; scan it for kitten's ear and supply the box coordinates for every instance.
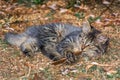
[82,21,92,34]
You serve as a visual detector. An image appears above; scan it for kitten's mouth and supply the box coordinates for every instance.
[73,44,90,56]
[73,51,82,55]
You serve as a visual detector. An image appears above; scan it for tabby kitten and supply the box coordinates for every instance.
[5,22,109,64]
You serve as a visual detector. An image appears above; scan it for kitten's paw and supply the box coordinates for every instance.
[20,39,40,57]
[64,52,78,64]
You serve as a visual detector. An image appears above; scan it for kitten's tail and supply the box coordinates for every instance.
[4,32,28,47]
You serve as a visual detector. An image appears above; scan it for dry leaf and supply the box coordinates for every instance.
[107,70,117,74]
[78,73,93,79]
[52,58,66,65]
[0,20,5,24]
[59,8,68,13]
[103,0,110,5]
[48,3,57,10]
[86,64,94,70]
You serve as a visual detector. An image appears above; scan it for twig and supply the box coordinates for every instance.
[51,58,66,65]
[99,0,115,16]
[19,66,31,79]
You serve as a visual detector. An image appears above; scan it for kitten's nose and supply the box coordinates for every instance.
[73,48,82,55]
[74,51,82,55]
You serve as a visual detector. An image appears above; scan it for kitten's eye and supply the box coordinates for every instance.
[43,27,50,31]
[46,37,57,42]
[33,45,38,51]
[78,34,81,37]
[64,38,71,43]
[50,37,57,42]
[64,41,69,44]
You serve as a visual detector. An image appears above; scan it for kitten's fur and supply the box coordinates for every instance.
[4,22,109,64]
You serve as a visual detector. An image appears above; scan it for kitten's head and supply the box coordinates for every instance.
[57,21,109,62]
[81,21,109,57]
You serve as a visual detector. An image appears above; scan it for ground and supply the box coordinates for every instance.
[0,0,120,80]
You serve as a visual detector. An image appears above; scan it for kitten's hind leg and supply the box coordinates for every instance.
[20,37,40,57]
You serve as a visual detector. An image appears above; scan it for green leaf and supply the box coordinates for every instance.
[88,16,101,23]
[66,0,76,8]
[74,12,85,19]
[32,0,45,4]
[107,73,114,78]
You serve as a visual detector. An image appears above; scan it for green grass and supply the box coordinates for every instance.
[41,66,54,80]
[0,38,8,48]
[17,0,46,4]
[45,10,56,21]
[74,12,85,19]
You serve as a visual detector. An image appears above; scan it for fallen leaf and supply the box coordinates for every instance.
[59,8,68,13]
[86,64,94,70]
[103,0,110,5]
[107,70,117,74]
[48,3,57,10]
[51,58,66,65]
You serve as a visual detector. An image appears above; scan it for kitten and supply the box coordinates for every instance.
[4,22,109,64]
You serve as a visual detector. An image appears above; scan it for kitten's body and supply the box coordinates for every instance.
[5,22,109,64]
[5,23,81,60]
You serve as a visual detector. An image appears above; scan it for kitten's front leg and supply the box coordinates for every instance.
[50,51,63,61]
[63,51,79,64]
[40,44,63,61]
